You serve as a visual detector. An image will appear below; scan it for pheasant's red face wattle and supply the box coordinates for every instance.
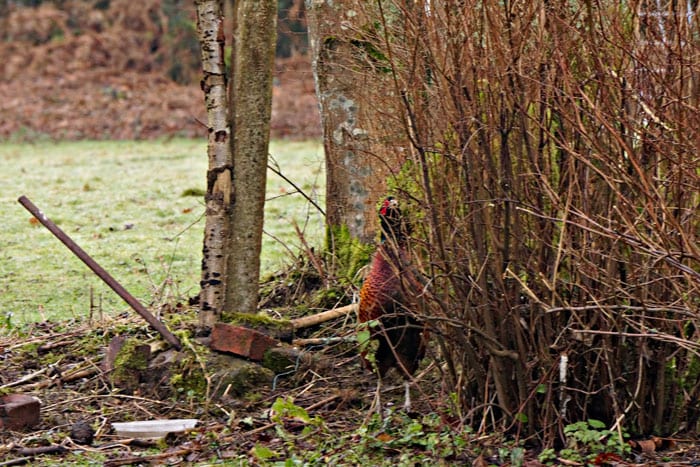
[379,197,394,216]
[379,196,399,216]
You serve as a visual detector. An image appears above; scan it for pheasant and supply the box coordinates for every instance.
[358,196,426,413]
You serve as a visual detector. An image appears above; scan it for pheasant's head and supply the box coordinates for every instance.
[379,196,409,243]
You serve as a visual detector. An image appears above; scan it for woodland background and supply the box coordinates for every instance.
[0,0,320,141]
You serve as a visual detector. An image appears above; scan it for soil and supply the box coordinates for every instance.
[0,303,423,465]
[1,304,699,465]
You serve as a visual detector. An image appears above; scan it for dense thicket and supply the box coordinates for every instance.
[332,0,699,443]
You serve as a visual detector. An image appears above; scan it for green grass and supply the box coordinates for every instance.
[0,139,324,325]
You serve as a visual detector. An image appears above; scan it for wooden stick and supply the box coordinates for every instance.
[14,445,67,456]
[0,456,32,467]
[292,336,355,346]
[290,303,357,330]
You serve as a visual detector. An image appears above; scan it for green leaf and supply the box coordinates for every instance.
[587,418,606,429]
[357,329,371,347]
[251,443,277,460]
[271,396,312,424]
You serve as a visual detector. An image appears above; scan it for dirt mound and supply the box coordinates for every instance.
[0,2,320,141]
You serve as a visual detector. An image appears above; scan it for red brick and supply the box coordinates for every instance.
[0,394,41,431]
[210,323,279,361]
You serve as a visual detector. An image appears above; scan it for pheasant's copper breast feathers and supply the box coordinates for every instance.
[357,197,426,379]
[358,249,399,323]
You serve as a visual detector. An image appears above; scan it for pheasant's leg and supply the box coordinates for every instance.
[374,377,383,415]
[403,380,412,412]
[364,377,383,423]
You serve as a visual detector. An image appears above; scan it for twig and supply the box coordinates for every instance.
[0,456,32,467]
[43,393,175,411]
[23,360,100,391]
[571,328,700,355]
[292,336,355,346]
[267,158,325,216]
[292,219,327,285]
[14,445,67,456]
[0,367,49,390]
[102,447,193,467]
[291,304,357,329]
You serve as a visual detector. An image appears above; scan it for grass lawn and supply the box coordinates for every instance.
[0,138,324,325]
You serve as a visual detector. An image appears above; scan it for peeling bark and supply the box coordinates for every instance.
[196,0,231,327]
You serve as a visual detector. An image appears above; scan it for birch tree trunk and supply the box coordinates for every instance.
[225,0,277,314]
[195,0,232,327]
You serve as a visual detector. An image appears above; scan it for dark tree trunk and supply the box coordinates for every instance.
[225,0,277,314]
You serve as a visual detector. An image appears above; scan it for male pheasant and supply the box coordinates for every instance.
[358,196,426,412]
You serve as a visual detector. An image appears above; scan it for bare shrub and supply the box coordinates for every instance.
[343,0,699,443]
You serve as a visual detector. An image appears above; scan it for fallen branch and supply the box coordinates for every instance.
[291,303,357,330]
[0,456,32,467]
[1,445,68,465]
[292,336,355,346]
[25,363,100,391]
[14,445,67,456]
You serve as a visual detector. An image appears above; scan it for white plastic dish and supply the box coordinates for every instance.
[112,419,198,438]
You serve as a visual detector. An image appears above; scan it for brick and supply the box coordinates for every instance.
[210,323,279,361]
[0,394,41,431]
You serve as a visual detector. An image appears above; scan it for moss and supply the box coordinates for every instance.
[111,338,151,394]
[221,311,291,330]
[205,353,274,398]
[169,357,207,400]
[310,286,348,310]
[166,331,208,400]
[226,363,273,397]
[326,224,374,285]
[181,187,206,197]
[113,339,149,371]
[262,346,298,374]
[39,352,61,365]
[18,342,41,356]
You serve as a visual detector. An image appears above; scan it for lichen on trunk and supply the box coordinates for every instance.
[224,0,277,315]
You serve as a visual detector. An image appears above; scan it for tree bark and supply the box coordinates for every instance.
[225,0,277,314]
[196,0,232,327]
[305,0,402,244]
